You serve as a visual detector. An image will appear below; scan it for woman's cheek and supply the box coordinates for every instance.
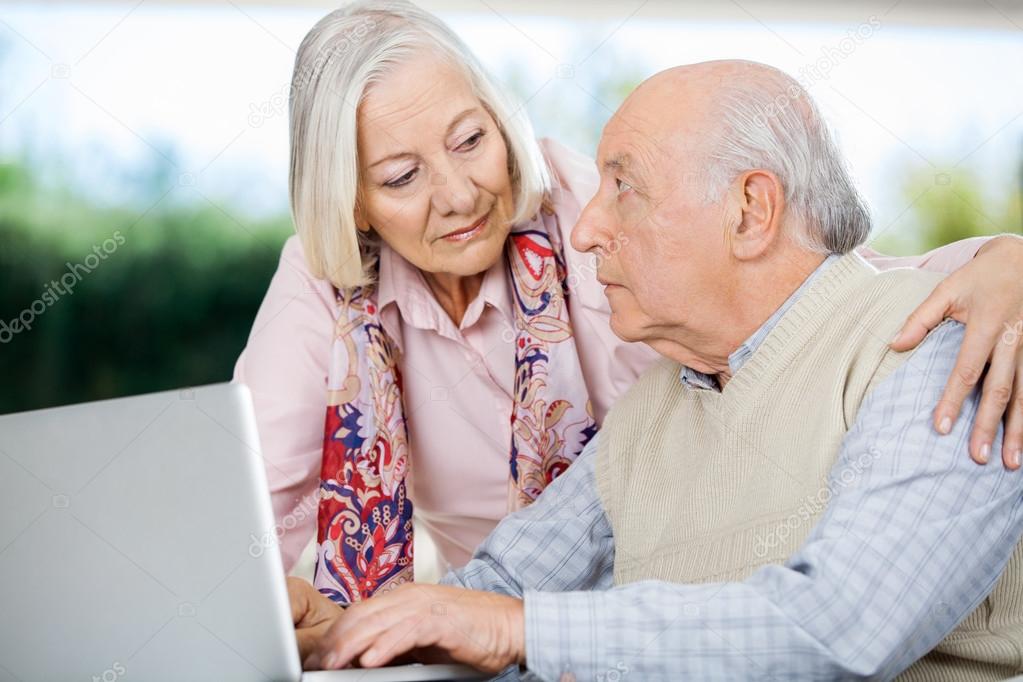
[483,150,513,200]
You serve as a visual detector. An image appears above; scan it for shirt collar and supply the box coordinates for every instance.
[375,242,512,342]
[679,254,840,391]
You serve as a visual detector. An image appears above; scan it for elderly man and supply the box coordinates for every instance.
[293,60,1023,679]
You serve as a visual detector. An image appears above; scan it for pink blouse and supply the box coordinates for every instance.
[232,139,987,575]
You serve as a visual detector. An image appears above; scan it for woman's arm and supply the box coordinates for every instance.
[232,235,336,572]
[860,234,1023,470]
[857,236,989,272]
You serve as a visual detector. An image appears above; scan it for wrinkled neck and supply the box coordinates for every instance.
[422,271,484,326]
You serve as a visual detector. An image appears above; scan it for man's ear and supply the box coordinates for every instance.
[728,169,785,261]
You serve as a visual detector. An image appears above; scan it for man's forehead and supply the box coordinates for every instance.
[596,111,680,176]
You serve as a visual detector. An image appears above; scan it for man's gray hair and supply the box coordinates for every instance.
[703,67,871,254]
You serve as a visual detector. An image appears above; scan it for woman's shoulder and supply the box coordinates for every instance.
[535,139,606,312]
[278,235,338,299]
[257,235,341,325]
[538,137,598,207]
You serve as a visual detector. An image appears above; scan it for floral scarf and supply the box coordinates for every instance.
[313,206,597,604]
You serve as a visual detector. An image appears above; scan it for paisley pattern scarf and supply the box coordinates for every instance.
[313,206,597,604]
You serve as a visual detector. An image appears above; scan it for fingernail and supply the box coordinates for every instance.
[323,653,338,669]
[1013,450,1022,469]
[979,443,990,464]
[890,330,903,346]
[938,416,952,435]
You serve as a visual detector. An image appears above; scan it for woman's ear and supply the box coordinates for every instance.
[353,197,371,233]
[728,169,785,261]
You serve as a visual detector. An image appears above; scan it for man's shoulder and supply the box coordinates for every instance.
[841,250,945,300]
[833,254,946,356]
[868,319,966,403]
[870,261,946,294]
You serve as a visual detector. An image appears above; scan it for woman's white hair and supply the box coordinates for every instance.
[289,0,550,289]
[703,64,871,254]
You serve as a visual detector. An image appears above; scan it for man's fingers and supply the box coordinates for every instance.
[970,336,1017,465]
[318,603,415,669]
[1001,351,1023,469]
[934,320,1001,440]
[892,284,951,352]
[360,616,433,668]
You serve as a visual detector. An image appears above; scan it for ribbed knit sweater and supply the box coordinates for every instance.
[595,252,1023,680]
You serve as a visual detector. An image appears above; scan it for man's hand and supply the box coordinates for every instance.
[303,583,524,674]
[891,234,1023,468]
[288,576,345,663]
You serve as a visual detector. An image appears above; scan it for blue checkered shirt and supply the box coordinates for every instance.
[443,258,1023,681]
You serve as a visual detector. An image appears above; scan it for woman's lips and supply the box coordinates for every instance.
[440,213,488,242]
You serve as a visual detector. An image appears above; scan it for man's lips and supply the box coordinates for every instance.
[439,213,488,242]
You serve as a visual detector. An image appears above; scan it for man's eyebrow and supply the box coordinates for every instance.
[602,153,648,185]
[602,153,631,173]
[368,107,481,169]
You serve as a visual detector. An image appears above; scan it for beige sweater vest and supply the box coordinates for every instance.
[595,252,1023,680]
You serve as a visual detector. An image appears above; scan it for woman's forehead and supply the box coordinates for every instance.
[360,55,476,127]
[359,65,487,158]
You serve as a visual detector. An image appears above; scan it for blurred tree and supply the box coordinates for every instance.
[0,155,292,414]
[871,158,1022,255]
[500,41,647,156]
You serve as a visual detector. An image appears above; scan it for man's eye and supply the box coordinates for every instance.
[616,178,633,194]
[385,169,417,188]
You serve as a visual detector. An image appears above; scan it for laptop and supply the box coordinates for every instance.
[0,383,486,682]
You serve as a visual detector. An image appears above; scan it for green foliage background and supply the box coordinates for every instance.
[2,152,1020,415]
[871,165,1021,256]
[0,160,292,413]
[0,114,1019,415]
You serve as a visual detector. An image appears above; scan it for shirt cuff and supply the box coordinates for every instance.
[524,590,607,681]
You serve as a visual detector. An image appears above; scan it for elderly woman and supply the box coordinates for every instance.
[234,0,1023,606]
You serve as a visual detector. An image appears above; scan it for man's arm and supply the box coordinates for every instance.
[873,234,1023,468]
[523,321,1023,681]
[441,435,615,596]
[300,436,615,674]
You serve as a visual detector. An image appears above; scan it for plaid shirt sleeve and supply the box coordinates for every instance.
[447,321,1023,681]
[441,433,615,598]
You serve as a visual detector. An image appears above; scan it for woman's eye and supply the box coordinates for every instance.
[616,178,633,194]
[458,131,484,151]
[385,168,417,188]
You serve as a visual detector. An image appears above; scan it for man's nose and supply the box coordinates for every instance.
[431,165,478,216]
[571,194,607,254]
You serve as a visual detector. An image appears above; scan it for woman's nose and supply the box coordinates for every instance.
[431,167,479,216]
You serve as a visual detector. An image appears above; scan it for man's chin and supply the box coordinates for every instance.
[608,312,645,344]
